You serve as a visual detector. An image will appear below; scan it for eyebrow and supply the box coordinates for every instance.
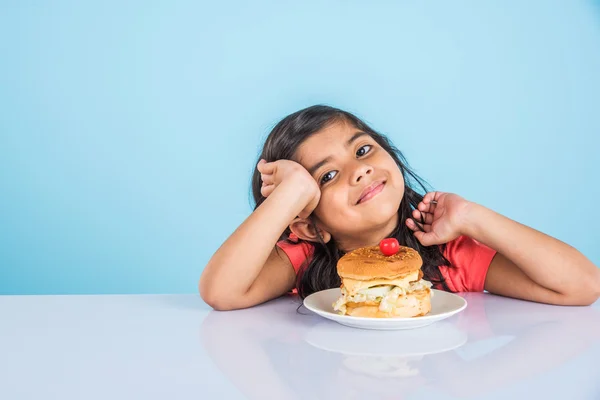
[308,131,370,176]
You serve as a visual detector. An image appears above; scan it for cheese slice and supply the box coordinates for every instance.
[342,271,419,295]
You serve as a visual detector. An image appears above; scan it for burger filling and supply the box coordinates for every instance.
[333,271,432,314]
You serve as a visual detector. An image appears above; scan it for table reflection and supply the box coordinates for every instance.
[200,294,600,399]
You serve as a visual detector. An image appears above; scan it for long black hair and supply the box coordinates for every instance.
[251,105,451,298]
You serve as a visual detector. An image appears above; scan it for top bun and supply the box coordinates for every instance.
[337,245,423,280]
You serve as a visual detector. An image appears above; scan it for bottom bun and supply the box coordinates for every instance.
[345,289,431,318]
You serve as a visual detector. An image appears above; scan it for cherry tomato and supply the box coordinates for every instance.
[379,238,399,256]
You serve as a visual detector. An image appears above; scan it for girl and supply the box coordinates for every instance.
[199,105,600,310]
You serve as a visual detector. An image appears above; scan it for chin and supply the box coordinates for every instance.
[363,196,402,224]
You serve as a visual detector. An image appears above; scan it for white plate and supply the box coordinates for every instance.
[303,288,467,330]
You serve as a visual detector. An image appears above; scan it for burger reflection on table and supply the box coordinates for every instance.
[305,320,467,382]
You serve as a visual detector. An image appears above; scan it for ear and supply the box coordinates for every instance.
[289,217,331,244]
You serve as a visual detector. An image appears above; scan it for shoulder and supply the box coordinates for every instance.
[438,235,497,292]
[276,239,314,275]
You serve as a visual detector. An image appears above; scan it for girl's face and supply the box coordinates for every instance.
[294,120,405,250]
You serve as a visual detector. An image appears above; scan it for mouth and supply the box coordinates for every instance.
[356,180,386,205]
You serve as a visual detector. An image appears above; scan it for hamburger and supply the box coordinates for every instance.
[333,240,433,318]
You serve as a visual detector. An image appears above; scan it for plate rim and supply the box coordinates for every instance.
[303,288,467,322]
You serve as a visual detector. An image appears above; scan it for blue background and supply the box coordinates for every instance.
[1,1,599,294]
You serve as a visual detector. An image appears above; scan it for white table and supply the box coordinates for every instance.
[1,293,599,399]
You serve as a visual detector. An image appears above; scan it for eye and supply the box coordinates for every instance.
[320,170,338,185]
[356,145,372,157]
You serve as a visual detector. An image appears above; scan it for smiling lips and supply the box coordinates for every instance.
[357,180,386,204]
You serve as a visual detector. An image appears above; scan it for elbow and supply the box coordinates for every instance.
[564,269,600,306]
[202,296,241,312]
[203,298,239,312]
[571,294,600,307]
[199,275,245,311]
[584,267,600,305]
[586,268,600,305]
[569,293,599,307]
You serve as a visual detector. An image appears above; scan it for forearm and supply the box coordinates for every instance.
[201,182,310,296]
[462,203,600,296]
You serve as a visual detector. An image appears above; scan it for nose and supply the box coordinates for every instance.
[351,161,373,184]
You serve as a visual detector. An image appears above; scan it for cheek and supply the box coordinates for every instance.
[387,160,405,191]
[314,188,351,222]
[387,176,405,208]
[393,172,405,196]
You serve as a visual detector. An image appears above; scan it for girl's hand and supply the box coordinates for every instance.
[406,192,472,246]
[257,159,321,219]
